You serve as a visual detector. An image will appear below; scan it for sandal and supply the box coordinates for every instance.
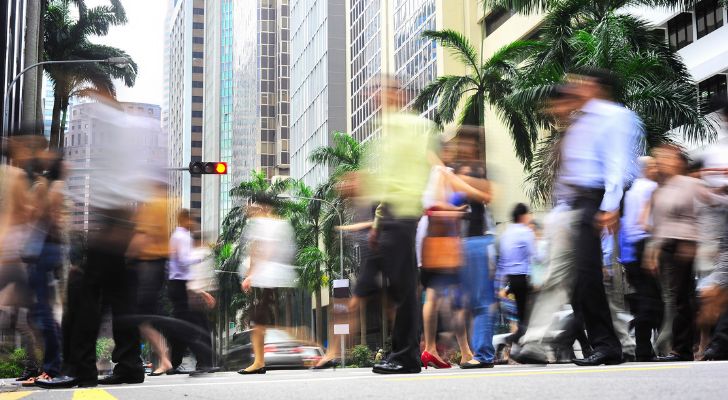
[21,372,51,387]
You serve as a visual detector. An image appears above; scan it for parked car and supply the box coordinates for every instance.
[222,328,324,371]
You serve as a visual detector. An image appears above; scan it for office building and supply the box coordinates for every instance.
[165,0,206,223]
[64,102,164,232]
[290,0,346,186]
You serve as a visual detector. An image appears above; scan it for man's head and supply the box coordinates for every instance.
[455,125,483,162]
[377,75,405,110]
[545,85,581,122]
[639,156,658,181]
[511,203,531,224]
[177,208,192,230]
[567,68,620,103]
[653,144,689,180]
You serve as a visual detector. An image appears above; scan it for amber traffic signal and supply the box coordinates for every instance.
[189,161,228,175]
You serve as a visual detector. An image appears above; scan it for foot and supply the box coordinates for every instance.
[703,347,728,361]
[166,367,192,375]
[510,343,548,365]
[312,358,340,370]
[572,351,623,366]
[421,351,450,369]
[15,368,39,382]
[35,375,97,389]
[19,372,52,387]
[459,353,474,365]
[459,360,494,369]
[98,374,145,385]
[653,353,693,362]
[189,366,220,376]
[372,361,420,374]
[238,365,266,375]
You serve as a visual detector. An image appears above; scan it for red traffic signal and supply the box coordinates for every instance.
[189,161,228,175]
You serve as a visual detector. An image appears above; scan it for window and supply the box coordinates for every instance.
[193,8,204,15]
[191,126,202,132]
[192,140,202,148]
[192,111,203,118]
[699,74,728,114]
[191,186,201,193]
[192,81,203,88]
[192,66,203,73]
[667,12,694,50]
[193,37,204,44]
[193,51,203,58]
[192,96,203,103]
[695,0,724,39]
[193,22,204,29]
[485,7,516,36]
[191,201,201,209]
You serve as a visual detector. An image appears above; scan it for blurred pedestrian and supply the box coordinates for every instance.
[497,203,536,346]
[126,181,173,376]
[361,76,438,374]
[620,156,662,361]
[166,209,216,376]
[238,199,297,375]
[513,70,640,366]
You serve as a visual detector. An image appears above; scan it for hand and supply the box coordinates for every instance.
[642,247,659,276]
[368,228,379,250]
[596,210,619,234]
[242,276,252,292]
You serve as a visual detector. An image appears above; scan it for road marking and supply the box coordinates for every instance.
[0,392,32,400]
[386,365,690,381]
[72,389,117,400]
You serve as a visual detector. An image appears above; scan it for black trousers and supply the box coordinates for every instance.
[167,280,212,369]
[507,274,530,343]
[377,218,420,370]
[624,239,664,358]
[62,210,144,380]
[569,196,622,356]
[660,239,696,357]
[709,308,728,353]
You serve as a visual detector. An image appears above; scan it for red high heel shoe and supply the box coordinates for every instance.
[421,351,451,369]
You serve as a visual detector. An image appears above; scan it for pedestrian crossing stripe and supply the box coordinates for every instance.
[0,392,32,400]
[72,389,117,400]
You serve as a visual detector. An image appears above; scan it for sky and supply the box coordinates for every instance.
[85,0,167,106]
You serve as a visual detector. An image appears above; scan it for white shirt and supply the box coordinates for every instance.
[169,227,194,280]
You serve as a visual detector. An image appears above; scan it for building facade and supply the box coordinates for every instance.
[64,102,164,232]
[165,0,206,223]
[290,0,347,186]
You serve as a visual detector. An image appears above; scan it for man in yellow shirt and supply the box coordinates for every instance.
[361,77,437,374]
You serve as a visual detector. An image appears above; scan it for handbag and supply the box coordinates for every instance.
[421,213,462,270]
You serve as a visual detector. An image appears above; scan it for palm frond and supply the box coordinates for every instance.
[422,30,481,78]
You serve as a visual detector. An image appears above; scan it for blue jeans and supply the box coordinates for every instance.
[29,243,63,376]
[461,236,495,363]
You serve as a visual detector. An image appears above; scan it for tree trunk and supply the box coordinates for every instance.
[285,290,293,327]
[359,300,367,346]
[315,288,323,344]
[50,92,63,149]
[59,97,69,148]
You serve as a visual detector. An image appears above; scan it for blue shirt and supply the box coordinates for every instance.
[497,223,536,277]
[555,99,643,212]
[618,177,658,263]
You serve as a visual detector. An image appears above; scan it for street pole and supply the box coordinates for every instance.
[278,194,345,368]
[2,57,129,161]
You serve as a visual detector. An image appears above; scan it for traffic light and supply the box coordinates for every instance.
[189,161,228,175]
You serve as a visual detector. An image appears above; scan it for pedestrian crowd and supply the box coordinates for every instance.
[1,71,727,390]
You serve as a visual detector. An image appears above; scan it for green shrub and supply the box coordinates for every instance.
[347,344,373,368]
[96,337,115,361]
[0,348,26,378]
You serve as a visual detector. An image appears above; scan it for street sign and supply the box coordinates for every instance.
[334,324,349,335]
[229,322,235,330]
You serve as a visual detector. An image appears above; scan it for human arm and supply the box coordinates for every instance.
[598,112,638,231]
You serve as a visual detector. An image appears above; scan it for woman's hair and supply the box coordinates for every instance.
[177,208,191,225]
[511,203,530,223]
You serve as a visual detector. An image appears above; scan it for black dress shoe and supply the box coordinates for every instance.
[148,370,170,377]
[189,367,220,377]
[459,360,494,369]
[653,353,693,362]
[572,351,623,366]
[237,366,266,375]
[635,355,655,362]
[166,367,192,375]
[98,374,145,385]
[703,347,728,361]
[510,344,548,365]
[622,353,636,363]
[35,375,97,389]
[372,361,420,374]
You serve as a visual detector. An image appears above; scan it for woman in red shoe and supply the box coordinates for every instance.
[416,135,490,369]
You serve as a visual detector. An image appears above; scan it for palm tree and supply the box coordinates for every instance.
[43,0,138,149]
[481,0,716,204]
[413,30,542,165]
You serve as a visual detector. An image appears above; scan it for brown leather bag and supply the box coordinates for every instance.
[421,213,462,270]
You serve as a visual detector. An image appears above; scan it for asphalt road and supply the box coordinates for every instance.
[2,361,727,400]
